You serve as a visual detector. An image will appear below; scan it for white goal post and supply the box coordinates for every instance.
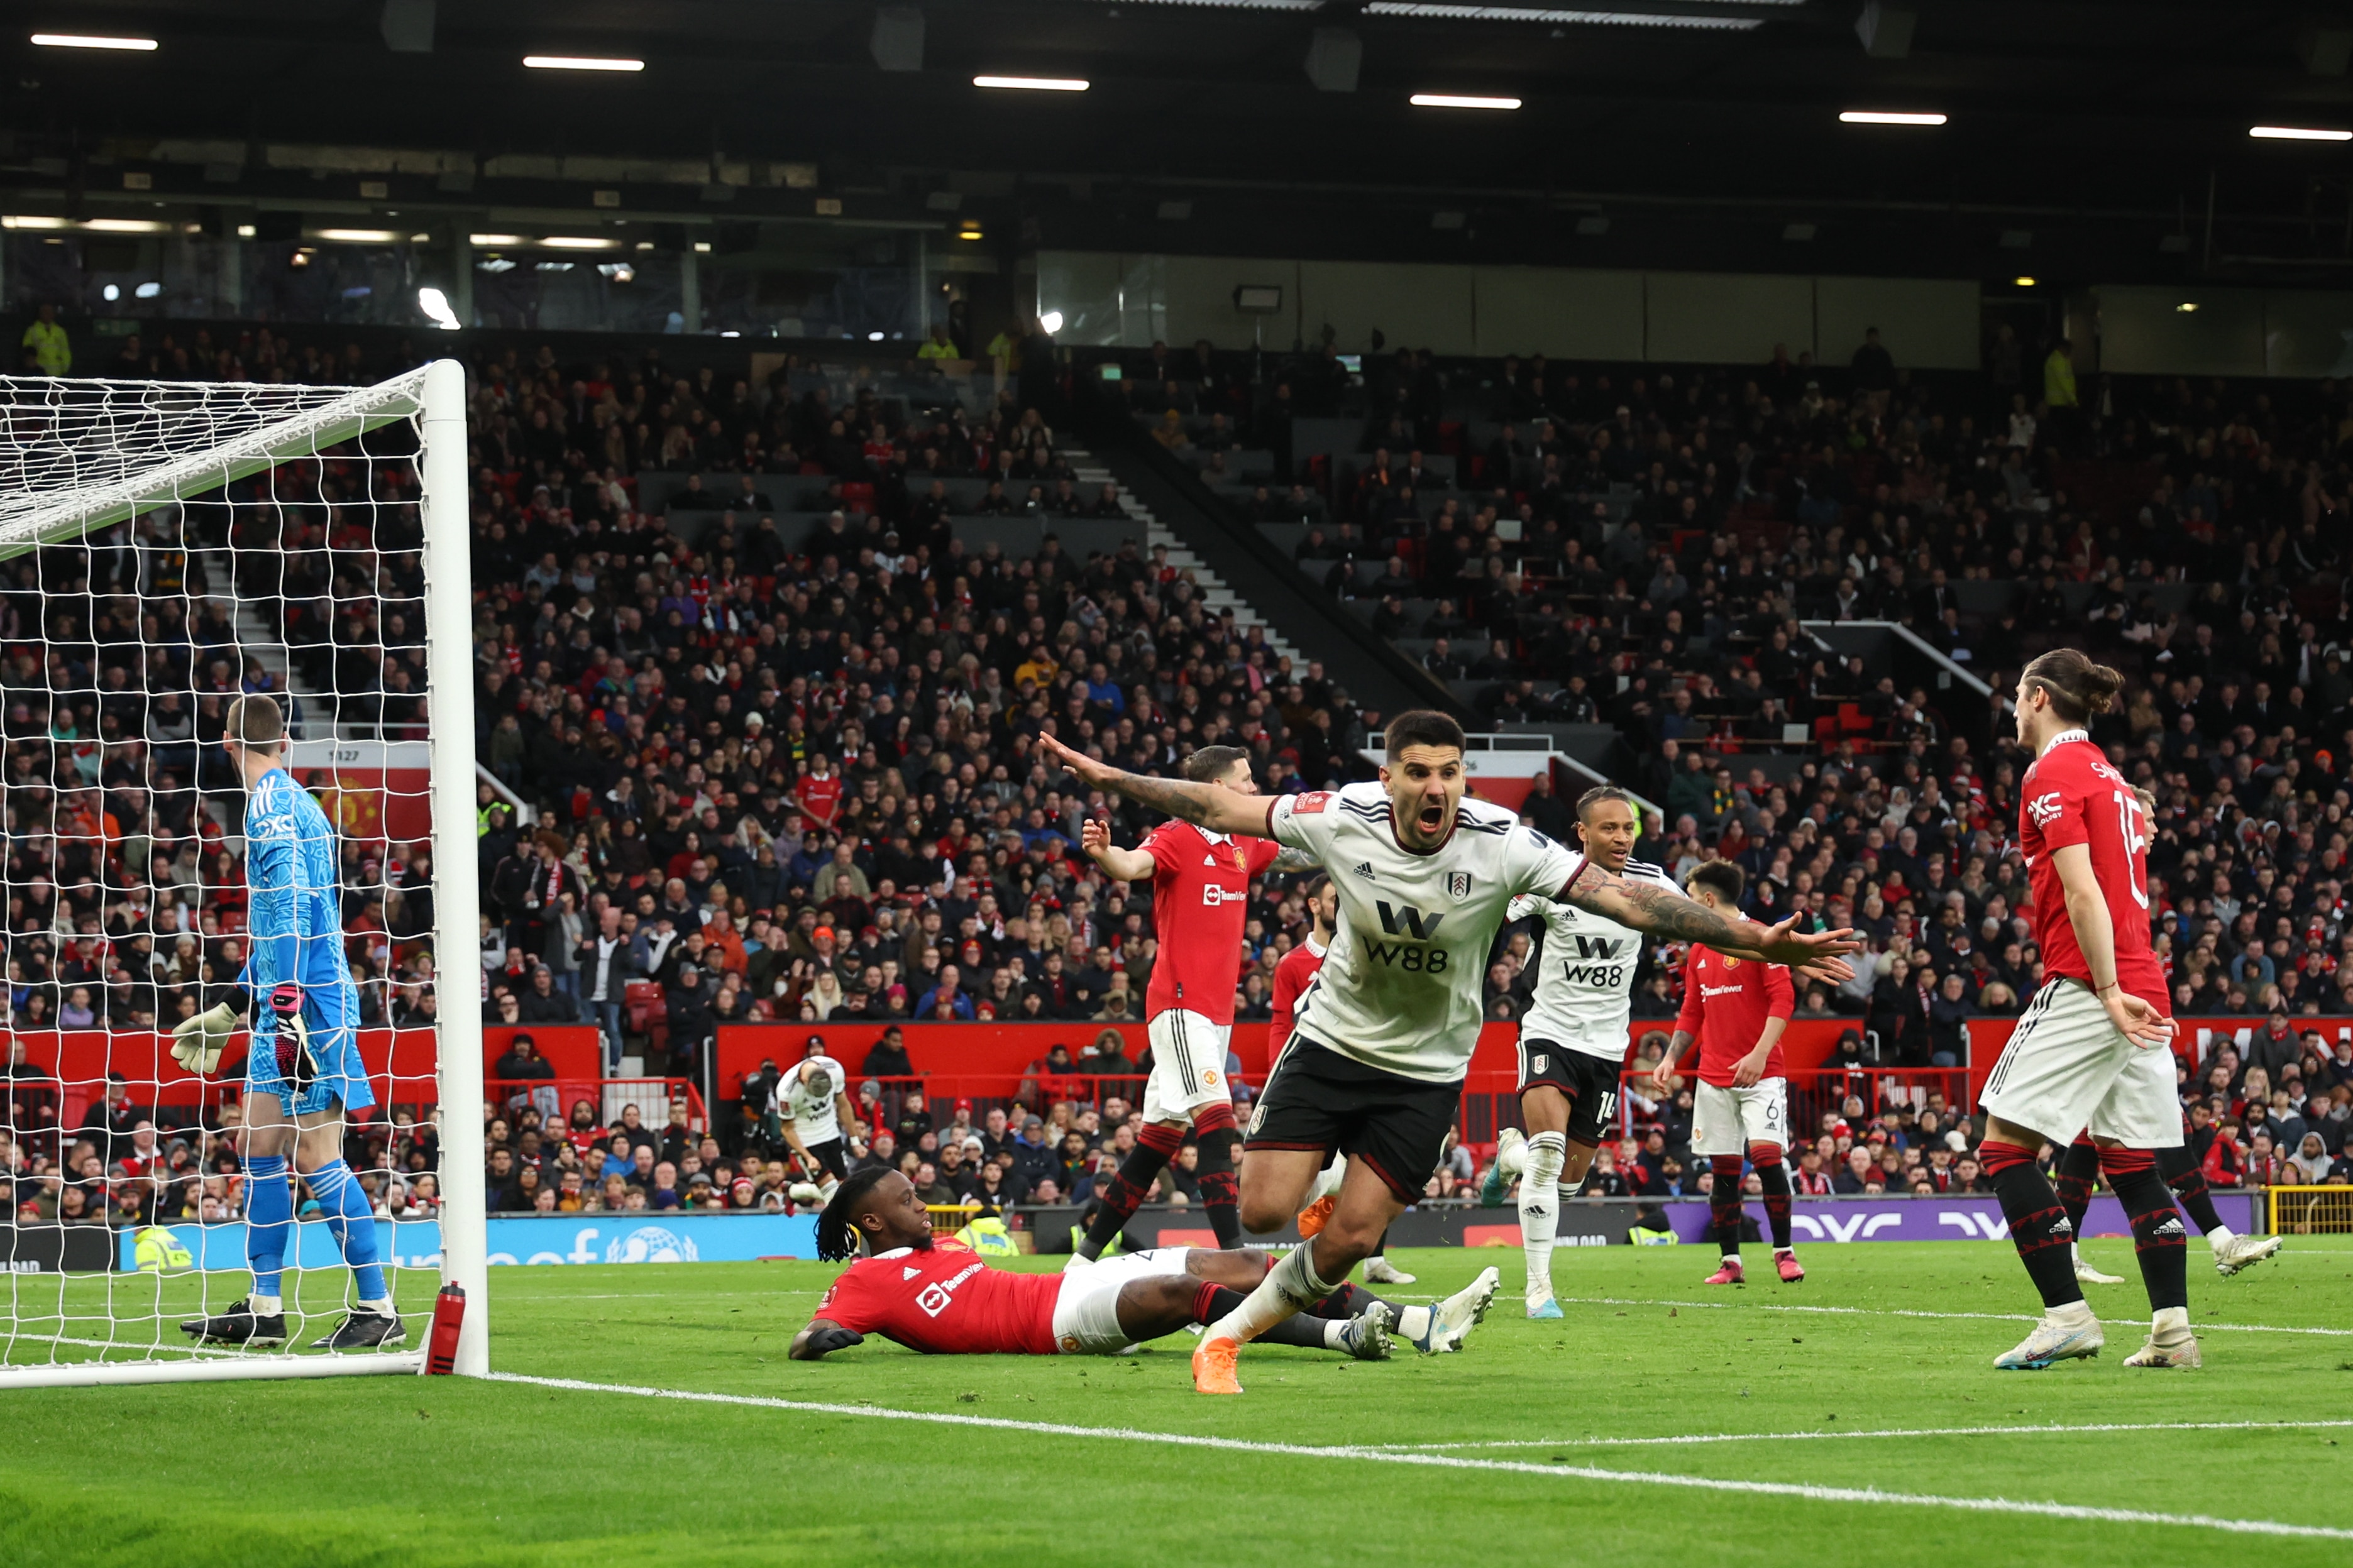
[0,359,485,1386]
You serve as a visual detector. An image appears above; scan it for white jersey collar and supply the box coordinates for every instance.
[2042,727,2090,752]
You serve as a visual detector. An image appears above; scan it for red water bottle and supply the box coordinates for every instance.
[424,1283,467,1374]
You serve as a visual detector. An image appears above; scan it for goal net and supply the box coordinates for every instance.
[0,363,486,1386]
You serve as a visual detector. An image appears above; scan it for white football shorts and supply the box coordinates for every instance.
[1690,1077,1788,1158]
[1143,1008,1233,1122]
[1977,979,2181,1149]
[1051,1246,1193,1354]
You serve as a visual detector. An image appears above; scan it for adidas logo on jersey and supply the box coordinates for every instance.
[1351,862,1375,878]
[903,1266,922,1280]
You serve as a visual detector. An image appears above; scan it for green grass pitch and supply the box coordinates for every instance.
[2,1238,2349,1567]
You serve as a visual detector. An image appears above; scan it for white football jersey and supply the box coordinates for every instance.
[1263,782,1585,1082]
[785,1055,847,1143]
[1513,858,1677,1062]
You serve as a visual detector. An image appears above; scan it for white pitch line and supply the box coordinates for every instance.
[1546,1295,2353,1337]
[1381,1417,2353,1451]
[482,1371,2353,1541]
[5,1331,245,1361]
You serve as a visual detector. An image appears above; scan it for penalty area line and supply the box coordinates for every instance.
[1382,1417,2353,1450]
[1548,1295,2353,1337]
[482,1371,2353,1540]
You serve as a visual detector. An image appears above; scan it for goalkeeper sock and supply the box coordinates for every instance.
[244,1154,291,1303]
[308,1160,388,1305]
[1518,1131,1567,1299]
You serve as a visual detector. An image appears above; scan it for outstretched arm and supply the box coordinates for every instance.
[789,1318,867,1360]
[1039,733,1271,839]
[1558,862,1860,979]
[1081,816,1156,882]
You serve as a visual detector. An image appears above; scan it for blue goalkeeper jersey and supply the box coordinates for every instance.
[240,766,355,1002]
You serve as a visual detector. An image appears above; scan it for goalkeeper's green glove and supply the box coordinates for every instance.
[170,1002,243,1076]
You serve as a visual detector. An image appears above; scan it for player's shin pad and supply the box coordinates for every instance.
[1518,1131,1567,1293]
[2053,1134,2100,1237]
[1751,1146,1793,1250]
[1981,1140,2085,1310]
[1708,1157,1746,1256]
[2100,1147,2188,1313]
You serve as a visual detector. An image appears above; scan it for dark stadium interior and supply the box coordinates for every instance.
[3,3,2350,1251]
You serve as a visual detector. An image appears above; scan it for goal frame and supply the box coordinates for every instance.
[0,358,487,1386]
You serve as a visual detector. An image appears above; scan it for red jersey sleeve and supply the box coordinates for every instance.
[1763,963,1794,1021]
[2028,757,2092,853]
[1242,836,1281,875]
[813,1261,886,1333]
[1675,947,1704,1038]
[1143,823,1188,877]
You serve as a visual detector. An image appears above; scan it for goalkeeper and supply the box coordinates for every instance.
[177,697,401,1352]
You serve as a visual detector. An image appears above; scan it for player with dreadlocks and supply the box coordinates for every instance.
[787,1168,1485,1361]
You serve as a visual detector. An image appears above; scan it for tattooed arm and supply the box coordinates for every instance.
[1559,861,1862,979]
[1038,732,1272,838]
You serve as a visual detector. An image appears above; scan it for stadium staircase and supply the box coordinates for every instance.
[1074,405,1462,728]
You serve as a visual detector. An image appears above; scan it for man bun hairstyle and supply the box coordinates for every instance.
[815,1165,896,1262]
[1181,743,1252,784]
[224,694,287,749]
[1685,860,1746,904]
[1384,709,1466,760]
[2022,648,2124,726]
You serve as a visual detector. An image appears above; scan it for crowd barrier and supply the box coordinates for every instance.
[113,1212,822,1272]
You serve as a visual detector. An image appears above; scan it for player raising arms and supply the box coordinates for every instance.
[1977,650,2195,1371]
[1041,711,1860,1393]
[1067,745,1282,1263]
[1492,784,1675,1317]
[1650,862,1804,1286]
[172,697,400,1351]
[790,1168,1466,1362]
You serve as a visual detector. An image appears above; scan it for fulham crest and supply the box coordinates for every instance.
[1447,872,1473,899]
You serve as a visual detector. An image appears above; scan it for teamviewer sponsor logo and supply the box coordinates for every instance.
[1200,885,1248,906]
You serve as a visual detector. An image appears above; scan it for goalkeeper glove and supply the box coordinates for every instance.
[804,1327,864,1357]
[170,1002,243,1076]
[267,984,317,1090]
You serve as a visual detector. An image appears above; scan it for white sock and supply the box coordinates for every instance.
[1395,1304,1433,1342]
[358,1297,395,1316]
[1321,1317,1350,1349]
[2070,1242,2083,1265]
[2152,1305,2190,1335]
[1518,1132,1566,1300]
[2206,1225,2235,1249]
[1311,1159,1346,1203]
[249,1293,282,1315]
[1208,1244,1338,1345]
[2049,1299,2095,1328]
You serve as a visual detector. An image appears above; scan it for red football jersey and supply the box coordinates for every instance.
[1268,935,1326,1058]
[1142,821,1279,1026]
[2019,730,2166,1005]
[1673,946,1794,1087]
[814,1241,1059,1355]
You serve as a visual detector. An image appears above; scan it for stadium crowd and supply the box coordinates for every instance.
[2,324,2351,1246]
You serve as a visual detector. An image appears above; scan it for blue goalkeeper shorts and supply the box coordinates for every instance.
[244,988,375,1117]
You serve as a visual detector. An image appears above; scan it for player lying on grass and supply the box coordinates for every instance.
[1976,650,2198,1371]
[789,1168,1492,1361]
[172,696,399,1352]
[1040,713,1858,1393]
